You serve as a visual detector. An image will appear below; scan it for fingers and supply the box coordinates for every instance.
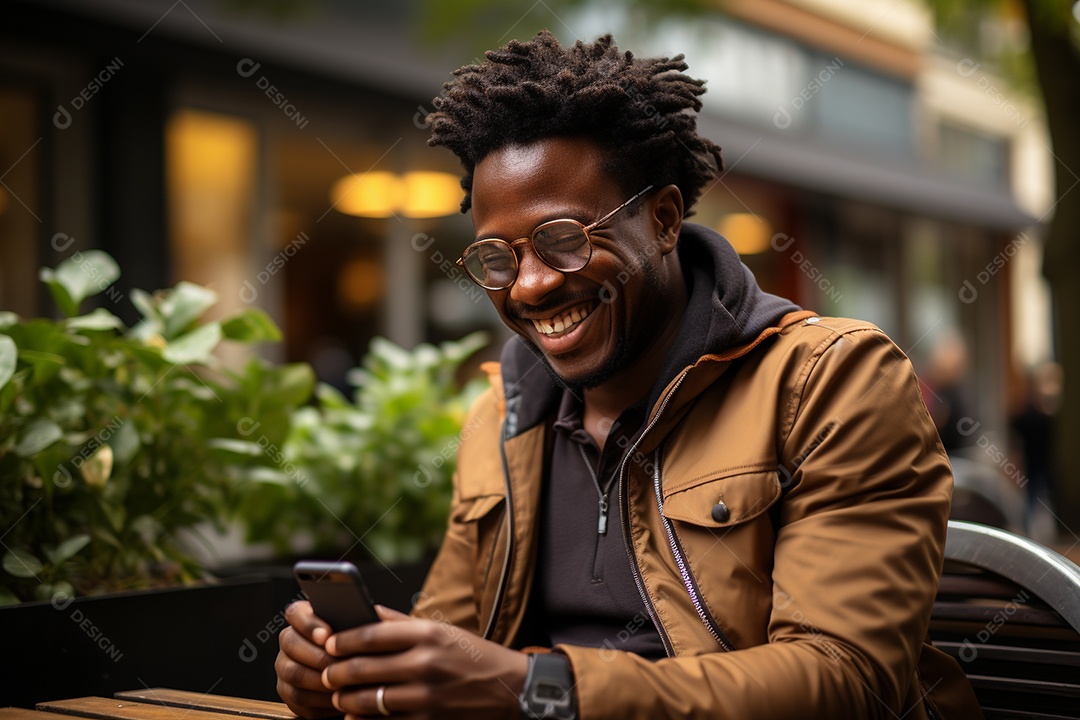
[279,626,335,674]
[326,615,441,657]
[333,684,425,718]
[375,604,409,621]
[322,651,418,690]
[285,600,332,646]
[274,678,337,719]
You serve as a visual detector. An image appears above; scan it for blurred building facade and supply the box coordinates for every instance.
[0,0,1050,452]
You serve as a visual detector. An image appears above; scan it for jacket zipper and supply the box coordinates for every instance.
[651,447,734,652]
[482,440,515,640]
[615,371,695,657]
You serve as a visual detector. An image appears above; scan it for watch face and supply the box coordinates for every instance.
[533,681,570,705]
[526,680,573,719]
[521,655,576,720]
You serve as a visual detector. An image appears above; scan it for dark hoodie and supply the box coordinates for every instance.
[499,223,800,653]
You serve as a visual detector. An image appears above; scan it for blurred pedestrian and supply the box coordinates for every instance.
[1012,361,1062,543]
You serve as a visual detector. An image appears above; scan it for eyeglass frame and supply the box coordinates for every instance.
[455,184,655,291]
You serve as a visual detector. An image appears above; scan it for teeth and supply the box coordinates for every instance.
[531,303,591,337]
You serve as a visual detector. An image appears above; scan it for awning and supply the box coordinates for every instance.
[700,115,1037,233]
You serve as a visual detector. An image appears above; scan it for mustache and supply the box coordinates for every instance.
[505,291,600,320]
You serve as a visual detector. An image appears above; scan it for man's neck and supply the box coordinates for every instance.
[581,294,687,451]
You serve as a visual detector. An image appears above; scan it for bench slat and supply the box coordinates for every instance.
[112,691,294,720]
[36,698,242,720]
[0,710,66,720]
[934,640,1080,667]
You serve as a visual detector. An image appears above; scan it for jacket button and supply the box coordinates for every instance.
[711,502,730,523]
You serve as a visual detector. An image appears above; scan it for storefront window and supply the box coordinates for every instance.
[0,86,42,317]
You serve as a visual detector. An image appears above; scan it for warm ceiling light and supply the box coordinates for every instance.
[718,213,772,255]
[332,172,402,218]
[331,171,461,219]
[402,172,463,218]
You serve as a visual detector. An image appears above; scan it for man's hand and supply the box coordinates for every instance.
[276,601,339,719]
[322,605,530,720]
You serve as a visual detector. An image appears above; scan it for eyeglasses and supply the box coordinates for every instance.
[456,185,655,290]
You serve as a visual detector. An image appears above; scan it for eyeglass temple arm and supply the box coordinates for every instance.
[585,184,655,231]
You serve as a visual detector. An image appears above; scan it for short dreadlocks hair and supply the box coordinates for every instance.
[427,31,724,214]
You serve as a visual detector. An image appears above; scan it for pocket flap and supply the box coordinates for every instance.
[453,494,505,523]
[662,470,781,528]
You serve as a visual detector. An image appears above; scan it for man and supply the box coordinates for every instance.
[277,32,981,719]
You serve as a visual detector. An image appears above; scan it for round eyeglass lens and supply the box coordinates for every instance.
[463,241,517,289]
[533,221,591,272]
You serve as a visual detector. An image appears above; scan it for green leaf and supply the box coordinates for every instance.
[66,308,125,332]
[272,363,316,407]
[47,534,91,566]
[207,438,266,456]
[110,420,140,465]
[220,308,282,343]
[162,322,222,365]
[14,418,63,457]
[0,587,19,606]
[444,331,490,363]
[3,549,43,578]
[160,282,218,339]
[129,288,160,324]
[370,337,414,369]
[39,250,121,317]
[315,381,350,409]
[99,500,126,534]
[0,334,16,390]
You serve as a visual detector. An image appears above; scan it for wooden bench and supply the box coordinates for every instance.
[931,520,1080,719]
[0,689,295,720]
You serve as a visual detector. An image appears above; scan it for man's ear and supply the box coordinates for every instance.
[652,184,684,254]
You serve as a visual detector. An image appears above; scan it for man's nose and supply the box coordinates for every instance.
[509,245,565,305]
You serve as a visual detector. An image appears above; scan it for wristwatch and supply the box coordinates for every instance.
[519,652,578,720]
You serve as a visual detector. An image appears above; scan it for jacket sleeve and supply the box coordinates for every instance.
[410,384,505,634]
[557,325,954,719]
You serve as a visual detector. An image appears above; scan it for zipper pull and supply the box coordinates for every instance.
[598,494,609,535]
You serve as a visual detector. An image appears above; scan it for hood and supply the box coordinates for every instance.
[497,222,801,438]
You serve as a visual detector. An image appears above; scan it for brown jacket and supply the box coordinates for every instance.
[414,312,982,719]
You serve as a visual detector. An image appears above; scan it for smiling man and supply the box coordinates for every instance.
[276,32,981,719]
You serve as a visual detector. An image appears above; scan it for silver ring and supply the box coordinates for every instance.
[375,685,391,716]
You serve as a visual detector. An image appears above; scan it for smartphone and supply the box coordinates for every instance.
[293,560,380,632]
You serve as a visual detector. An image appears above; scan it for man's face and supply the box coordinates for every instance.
[470,136,678,391]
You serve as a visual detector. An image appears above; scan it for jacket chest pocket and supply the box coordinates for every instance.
[661,469,782,529]
[659,469,783,649]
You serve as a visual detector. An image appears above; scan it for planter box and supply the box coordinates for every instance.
[0,559,432,707]
[0,575,295,707]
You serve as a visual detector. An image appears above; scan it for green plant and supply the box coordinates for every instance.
[235,332,490,566]
[0,251,312,604]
